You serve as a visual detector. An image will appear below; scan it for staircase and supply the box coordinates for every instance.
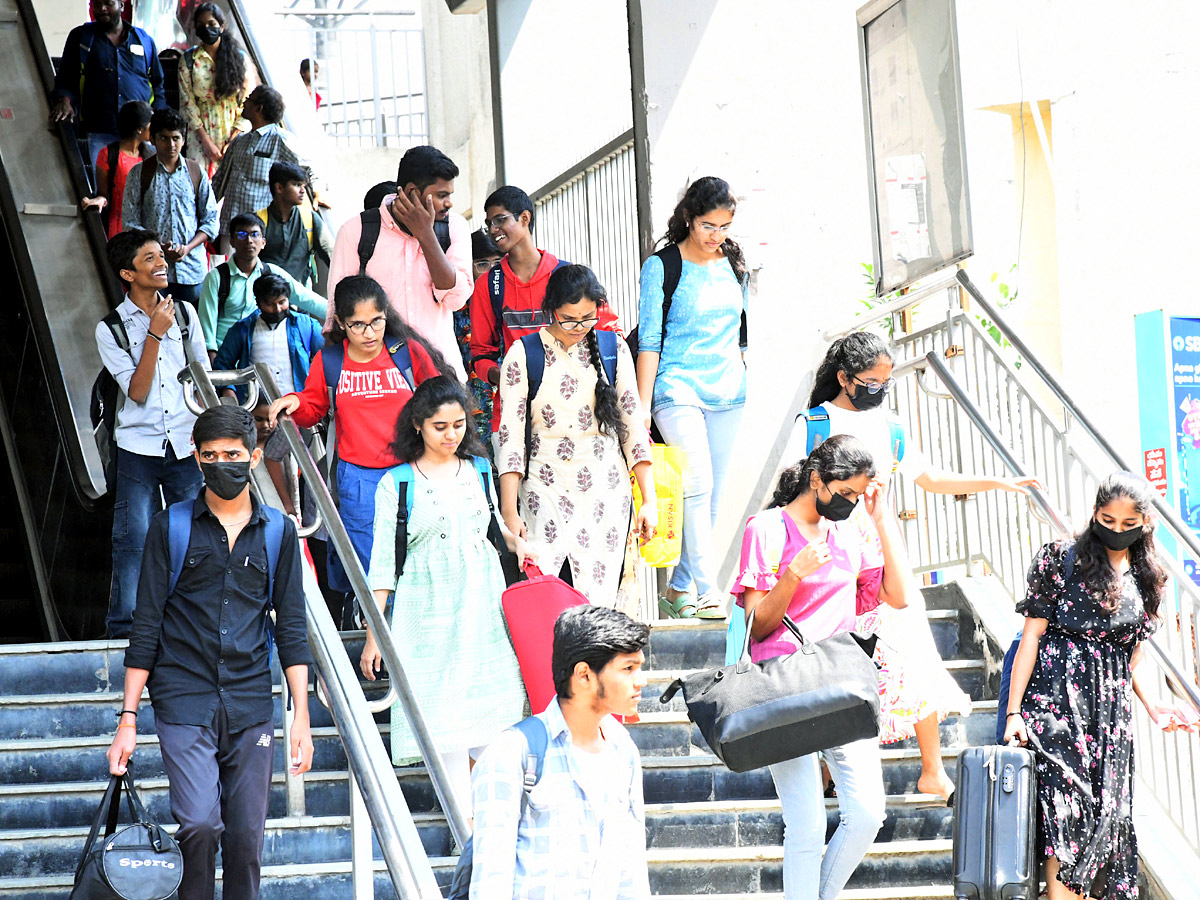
[0,587,996,898]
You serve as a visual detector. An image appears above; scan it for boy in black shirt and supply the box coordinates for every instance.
[108,405,313,900]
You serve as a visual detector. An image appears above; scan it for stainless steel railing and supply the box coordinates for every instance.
[177,362,450,899]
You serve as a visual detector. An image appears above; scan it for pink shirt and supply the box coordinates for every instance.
[735,507,884,662]
[327,197,471,380]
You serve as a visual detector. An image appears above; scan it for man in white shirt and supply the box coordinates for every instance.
[94,228,210,637]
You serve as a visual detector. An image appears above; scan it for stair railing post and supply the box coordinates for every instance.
[279,673,306,818]
[350,768,375,900]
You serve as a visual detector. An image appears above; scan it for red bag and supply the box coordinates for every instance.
[501,562,588,715]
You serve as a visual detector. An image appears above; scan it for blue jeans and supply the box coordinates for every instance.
[327,460,390,594]
[769,737,886,900]
[108,447,204,638]
[652,403,743,597]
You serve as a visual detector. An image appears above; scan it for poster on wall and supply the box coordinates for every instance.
[1167,317,1200,584]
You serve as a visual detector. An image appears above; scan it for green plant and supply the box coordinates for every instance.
[855,262,895,338]
[975,265,1021,368]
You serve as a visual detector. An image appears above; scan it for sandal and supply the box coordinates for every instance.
[695,592,728,620]
[658,592,698,619]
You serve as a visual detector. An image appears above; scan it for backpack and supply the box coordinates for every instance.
[138,156,205,219]
[256,205,317,282]
[387,456,504,582]
[626,242,749,359]
[485,257,569,333]
[317,340,417,500]
[90,302,195,493]
[518,330,619,477]
[801,404,906,472]
[215,262,280,320]
[445,717,549,900]
[166,500,287,653]
[356,207,451,276]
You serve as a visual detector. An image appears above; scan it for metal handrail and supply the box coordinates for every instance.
[244,362,472,848]
[821,274,959,342]
[178,362,444,898]
[957,270,1200,569]
[921,352,1200,714]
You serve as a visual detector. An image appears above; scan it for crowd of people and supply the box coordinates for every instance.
[58,3,1198,900]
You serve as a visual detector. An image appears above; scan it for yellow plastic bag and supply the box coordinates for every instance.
[631,443,686,567]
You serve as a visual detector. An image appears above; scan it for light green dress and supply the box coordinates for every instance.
[368,459,526,764]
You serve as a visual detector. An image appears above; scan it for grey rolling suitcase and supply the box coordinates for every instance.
[951,743,1039,900]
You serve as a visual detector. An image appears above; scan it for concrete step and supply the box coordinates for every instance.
[0,839,953,898]
[0,744,961,833]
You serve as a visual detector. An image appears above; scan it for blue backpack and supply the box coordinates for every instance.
[518,330,619,476]
[166,501,288,651]
[802,404,906,472]
[446,717,549,900]
[388,456,504,581]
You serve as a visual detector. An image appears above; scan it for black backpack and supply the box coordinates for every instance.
[90,303,194,493]
[356,207,451,276]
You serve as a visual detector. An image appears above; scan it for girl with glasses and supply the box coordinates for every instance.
[497,265,656,614]
[635,176,749,620]
[774,331,1039,803]
[268,276,456,621]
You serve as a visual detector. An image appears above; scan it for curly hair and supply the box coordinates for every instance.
[808,332,895,408]
[390,376,485,463]
[1073,471,1167,617]
[769,433,876,508]
[192,4,247,101]
[540,265,627,446]
[661,176,746,283]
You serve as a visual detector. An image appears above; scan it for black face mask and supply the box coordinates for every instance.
[259,309,286,326]
[197,24,223,45]
[1093,520,1143,552]
[848,381,887,411]
[202,461,251,501]
[815,483,858,522]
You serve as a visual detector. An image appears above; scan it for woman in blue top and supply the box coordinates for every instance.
[636,176,748,619]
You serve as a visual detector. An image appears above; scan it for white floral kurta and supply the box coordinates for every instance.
[497,331,652,612]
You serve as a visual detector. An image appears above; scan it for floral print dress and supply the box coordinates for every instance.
[1016,540,1157,900]
[177,46,256,175]
[496,330,652,613]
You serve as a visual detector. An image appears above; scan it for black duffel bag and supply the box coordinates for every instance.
[70,771,183,900]
[659,609,881,772]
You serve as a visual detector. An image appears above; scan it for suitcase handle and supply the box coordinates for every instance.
[522,560,544,580]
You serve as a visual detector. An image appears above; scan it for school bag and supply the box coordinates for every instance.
[255,205,318,282]
[213,261,283,320]
[165,500,288,652]
[137,155,205,219]
[801,405,906,472]
[356,208,451,276]
[483,257,569,333]
[90,302,196,494]
[517,330,618,476]
[386,456,505,582]
[317,340,416,501]
[445,716,549,900]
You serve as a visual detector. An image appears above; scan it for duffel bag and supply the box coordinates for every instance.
[659,609,880,772]
[70,771,183,900]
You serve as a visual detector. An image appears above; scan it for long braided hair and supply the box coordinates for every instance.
[541,264,628,445]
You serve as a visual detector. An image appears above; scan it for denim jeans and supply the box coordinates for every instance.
[651,403,743,597]
[326,460,390,594]
[108,447,204,638]
[769,737,886,900]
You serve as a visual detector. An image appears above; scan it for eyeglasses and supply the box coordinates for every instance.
[555,315,599,332]
[346,315,386,335]
[233,230,262,241]
[484,213,513,231]
[852,375,895,395]
[696,222,732,235]
[474,259,499,276]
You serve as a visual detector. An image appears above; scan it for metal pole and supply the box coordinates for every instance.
[350,769,375,900]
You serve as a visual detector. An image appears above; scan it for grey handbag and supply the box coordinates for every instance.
[659,609,880,772]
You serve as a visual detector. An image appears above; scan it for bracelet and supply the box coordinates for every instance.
[116,709,138,719]
[1006,712,1021,719]
[116,724,136,730]
[147,332,163,342]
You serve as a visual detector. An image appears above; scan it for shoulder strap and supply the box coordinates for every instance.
[322,342,344,406]
[357,208,382,276]
[595,330,619,386]
[139,157,155,198]
[887,419,906,464]
[487,262,505,324]
[166,501,193,597]
[520,333,544,478]
[802,405,831,455]
[1063,544,1077,582]
[511,716,549,791]
[103,310,132,357]
[216,262,232,317]
[300,205,314,248]
[184,157,203,202]
[183,46,196,74]
[388,340,415,391]
[175,300,195,365]
[262,507,286,609]
[433,218,451,253]
[653,243,683,352]
[106,142,120,187]
[471,456,495,514]
[765,510,788,574]
[392,464,416,581]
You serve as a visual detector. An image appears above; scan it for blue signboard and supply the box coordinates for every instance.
[1168,317,1200,532]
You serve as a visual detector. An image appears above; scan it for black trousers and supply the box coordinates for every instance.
[156,704,274,900]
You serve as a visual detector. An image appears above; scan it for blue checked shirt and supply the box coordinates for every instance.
[122,158,219,287]
[470,699,650,900]
[212,124,321,235]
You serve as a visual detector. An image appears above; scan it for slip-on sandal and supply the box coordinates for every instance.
[658,593,698,619]
[695,592,728,619]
